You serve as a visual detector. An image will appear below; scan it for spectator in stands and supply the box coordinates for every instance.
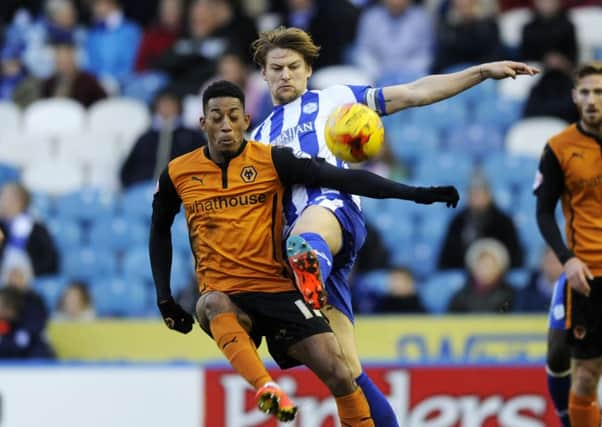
[153,0,257,95]
[0,182,59,276]
[279,0,360,68]
[438,172,524,269]
[85,0,141,89]
[20,0,87,79]
[200,51,270,127]
[39,33,106,108]
[519,0,577,65]
[514,246,563,312]
[354,0,434,81]
[448,238,515,313]
[431,0,503,73]
[120,89,206,188]
[523,52,578,123]
[135,0,183,72]
[55,281,96,321]
[373,267,426,313]
[0,250,55,359]
[0,41,39,107]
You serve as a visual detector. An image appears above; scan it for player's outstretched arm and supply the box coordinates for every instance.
[149,169,194,334]
[381,61,540,113]
[272,147,459,207]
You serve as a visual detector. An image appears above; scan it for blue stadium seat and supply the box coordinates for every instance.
[31,191,53,218]
[172,214,191,254]
[61,247,117,282]
[416,210,452,248]
[32,274,69,311]
[122,246,193,295]
[410,98,468,134]
[372,204,414,252]
[516,185,537,215]
[0,162,19,186]
[121,71,170,104]
[170,253,194,295]
[120,181,156,224]
[418,270,466,314]
[89,215,148,252]
[490,182,514,214]
[474,97,523,133]
[390,239,439,278]
[91,275,150,317]
[482,153,539,190]
[506,268,530,290]
[376,69,424,87]
[456,78,498,108]
[122,246,153,282]
[513,211,546,269]
[414,152,473,189]
[386,123,440,165]
[446,123,504,160]
[46,217,83,251]
[55,188,115,223]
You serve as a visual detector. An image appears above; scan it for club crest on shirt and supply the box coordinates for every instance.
[240,166,258,183]
[302,102,318,114]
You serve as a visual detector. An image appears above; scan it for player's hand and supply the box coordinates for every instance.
[158,297,194,334]
[481,61,540,80]
[414,186,459,208]
[564,257,594,297]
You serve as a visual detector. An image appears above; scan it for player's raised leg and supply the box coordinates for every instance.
[287,205,341,309]
[196,291,297,422]
[288,206,400,426]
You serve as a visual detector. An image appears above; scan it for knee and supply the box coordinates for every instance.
[572,363,601,395]
[196,291,232,321]
[322,350,355,396]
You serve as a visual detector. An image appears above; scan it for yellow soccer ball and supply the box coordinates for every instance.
[324,103,384,163]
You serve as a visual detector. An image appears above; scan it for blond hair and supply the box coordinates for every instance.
[251,26,320,68]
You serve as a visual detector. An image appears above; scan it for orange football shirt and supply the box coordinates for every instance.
[167,141,295,294]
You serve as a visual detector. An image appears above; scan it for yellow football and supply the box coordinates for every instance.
[324,103,384,163]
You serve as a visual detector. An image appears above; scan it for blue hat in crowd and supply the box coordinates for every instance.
[0,42,25,61]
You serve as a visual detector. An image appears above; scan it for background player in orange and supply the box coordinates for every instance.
[535,61,602,427]
[149,80,458,424]
[251,26,539,427]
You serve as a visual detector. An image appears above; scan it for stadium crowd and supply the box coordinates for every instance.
[0,0,601,358]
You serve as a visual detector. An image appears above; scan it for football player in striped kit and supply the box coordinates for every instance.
[251,26,538,426]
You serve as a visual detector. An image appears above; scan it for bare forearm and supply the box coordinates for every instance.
[383,65,483,113]
[381,61,538,114]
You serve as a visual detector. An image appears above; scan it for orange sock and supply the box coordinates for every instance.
[209,312,272,390]
[569,391,601,427]
[335,388,374,427]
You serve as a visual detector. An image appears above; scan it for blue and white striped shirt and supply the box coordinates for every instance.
[252,84,375,227]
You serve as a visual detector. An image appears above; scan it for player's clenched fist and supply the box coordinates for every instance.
[414,186,460,208]
[158,297,194,333]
